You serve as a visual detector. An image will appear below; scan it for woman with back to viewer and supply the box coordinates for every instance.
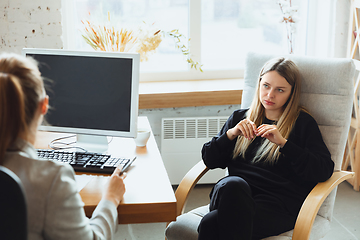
[198,57,334,239]
[0,53,126,240]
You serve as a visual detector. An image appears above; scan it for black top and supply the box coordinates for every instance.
[202,109,334,215]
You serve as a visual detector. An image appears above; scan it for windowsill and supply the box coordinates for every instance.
[139,79,244,109]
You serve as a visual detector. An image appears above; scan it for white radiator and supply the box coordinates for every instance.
[161,116,228,185]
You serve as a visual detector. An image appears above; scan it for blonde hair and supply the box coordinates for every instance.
[233,57,306,164]
[0,53,44,164]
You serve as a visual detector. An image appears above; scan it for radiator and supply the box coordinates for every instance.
[161,116,228,185]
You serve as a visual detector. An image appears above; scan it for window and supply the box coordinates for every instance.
[62,0,308,81]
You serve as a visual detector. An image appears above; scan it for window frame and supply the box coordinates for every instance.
[62,0,311,82]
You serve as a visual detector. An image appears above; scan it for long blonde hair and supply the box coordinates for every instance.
[233,57,306,164]
[0,53,44,164]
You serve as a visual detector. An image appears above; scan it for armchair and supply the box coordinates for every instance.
[165,53,357,240]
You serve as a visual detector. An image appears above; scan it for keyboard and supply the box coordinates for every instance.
[37,149,136,174]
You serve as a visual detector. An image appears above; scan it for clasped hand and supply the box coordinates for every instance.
[226,119,287,147]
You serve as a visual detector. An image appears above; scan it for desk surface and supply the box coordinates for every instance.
[35,117,177,224]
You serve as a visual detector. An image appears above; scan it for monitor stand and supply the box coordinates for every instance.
[76,134,109,153]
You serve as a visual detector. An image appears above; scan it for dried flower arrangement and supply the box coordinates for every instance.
[278,0,299,54]
[81,12,202,71]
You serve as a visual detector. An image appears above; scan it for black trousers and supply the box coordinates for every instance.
[197,176,297,240]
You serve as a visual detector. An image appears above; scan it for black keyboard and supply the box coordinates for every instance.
[37,149,136,174]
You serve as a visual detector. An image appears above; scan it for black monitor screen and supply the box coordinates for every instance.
[27,52,136,135]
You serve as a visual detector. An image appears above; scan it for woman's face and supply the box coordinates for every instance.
[259,70,292,120]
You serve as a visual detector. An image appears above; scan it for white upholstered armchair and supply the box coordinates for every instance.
[165,53,357,240]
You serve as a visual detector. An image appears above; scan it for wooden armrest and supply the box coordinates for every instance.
[174,161,209,216]
[292,171,355,240]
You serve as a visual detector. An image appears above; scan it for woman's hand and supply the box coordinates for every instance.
[102,166,127,206]
[226,119,257,141]
[256,124,287,147]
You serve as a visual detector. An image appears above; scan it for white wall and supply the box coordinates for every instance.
[0,0,63,54]
[305,0,350,58]
[334,0,351,58]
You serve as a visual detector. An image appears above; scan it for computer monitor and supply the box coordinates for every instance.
[22,48,140,153]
